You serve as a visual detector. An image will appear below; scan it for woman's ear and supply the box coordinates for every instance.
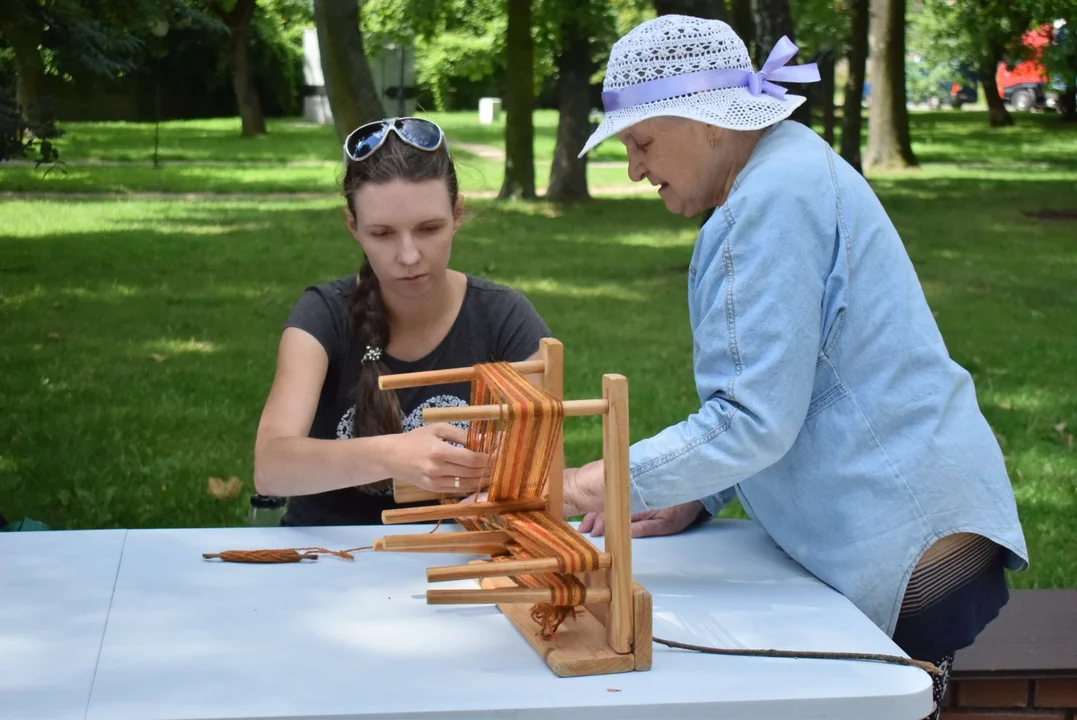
[453,195,465,232]
[706,124,723,149]
[344,204,362,243]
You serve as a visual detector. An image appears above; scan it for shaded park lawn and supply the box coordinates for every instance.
[0,111,632,196]
[0,110,627,165]
[0,159,636,197]
[3,109,1076,195]
[0,111,1074,591]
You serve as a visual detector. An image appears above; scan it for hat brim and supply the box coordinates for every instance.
[578,87,806,158]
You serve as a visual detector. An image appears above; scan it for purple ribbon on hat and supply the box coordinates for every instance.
[601,36,820,112]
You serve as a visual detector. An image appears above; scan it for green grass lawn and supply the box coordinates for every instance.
[13,111,628,164]
[1,110,1075,591]
[0,160,635,197]
[0,112,634,196]
[4,109,1075,197]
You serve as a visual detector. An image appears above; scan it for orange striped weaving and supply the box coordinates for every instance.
[453,362,601,637]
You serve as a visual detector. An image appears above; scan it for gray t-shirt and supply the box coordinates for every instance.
[279,273,552,526]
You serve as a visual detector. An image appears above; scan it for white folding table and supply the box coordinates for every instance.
[2,520,933,719]
[0,529,127,720]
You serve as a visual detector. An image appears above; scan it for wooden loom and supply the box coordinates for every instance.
[370,338,652,678]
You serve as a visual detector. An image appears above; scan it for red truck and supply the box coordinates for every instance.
[996,24,1061,111]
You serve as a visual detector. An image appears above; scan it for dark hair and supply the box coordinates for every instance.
[343,131,459,447]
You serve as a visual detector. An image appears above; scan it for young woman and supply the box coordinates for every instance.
[253,117,552,526]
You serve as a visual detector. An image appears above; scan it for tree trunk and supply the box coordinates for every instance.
[840,0,869,172]
[750,0,811,125]
[653,0,727,20]
[978,58,1013,128]
[213,0,267,136]
[863,0,916,171]
[729,0,755,54]
[312,0,386,145]
[547,8,591,203]
[1061,81,1077,122]
[499,0,536,200]
[750,0,793,68]
[1060,51,1077,122]
[9,21,44,117]
[819,50,836,146]
[228,21,266,136]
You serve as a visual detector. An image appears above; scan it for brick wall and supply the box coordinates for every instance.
[941,676,1077,719]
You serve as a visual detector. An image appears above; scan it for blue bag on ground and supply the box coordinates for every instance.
[0,510,51,531]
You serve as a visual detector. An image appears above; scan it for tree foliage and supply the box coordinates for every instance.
[362,0,652,112]
[363,0,524,111]
[789,0,848,57]
[1031,4,1075,120]
[0,0,174,160]
[0,88,63,165]
[0,0,153,83]
[910,0,1033,125]
[910,0,1032,77]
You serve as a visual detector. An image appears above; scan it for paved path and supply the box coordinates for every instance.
[0,191,333,201]
[0,184,655,202]
[3,139,629,169]
[454,140,627,168]
[1,136,642,201]
[2,158,336,167]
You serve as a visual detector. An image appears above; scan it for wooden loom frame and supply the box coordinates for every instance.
[370,338,652,677]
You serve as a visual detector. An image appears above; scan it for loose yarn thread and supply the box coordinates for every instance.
[202,546,370,563]
[202,521,443,564]
[652,636,943,675]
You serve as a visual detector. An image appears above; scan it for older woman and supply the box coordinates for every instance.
[562,14,1028,719]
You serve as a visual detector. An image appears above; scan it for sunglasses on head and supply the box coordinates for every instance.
[343,117,446,162]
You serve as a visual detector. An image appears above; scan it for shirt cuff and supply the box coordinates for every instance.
[699,492,725,519]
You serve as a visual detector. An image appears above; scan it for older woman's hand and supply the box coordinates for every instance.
[578,501,705,538]
[562,460,605,518]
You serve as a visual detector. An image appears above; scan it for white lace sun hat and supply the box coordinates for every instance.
[579,15,820,157]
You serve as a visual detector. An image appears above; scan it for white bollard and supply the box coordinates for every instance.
[478,97,502,124]
[302,28,333,124]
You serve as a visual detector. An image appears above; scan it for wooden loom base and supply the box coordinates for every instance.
[476,573,653,677]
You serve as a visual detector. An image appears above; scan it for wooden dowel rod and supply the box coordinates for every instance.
[378,360,545,391]
[426,553,612,583]
[426,587,611,605]
[603,374,634,655]
[422,398,608,423]
[376,530,511,551]
[381,498,546,525]
[375,537,497,553]
[540,338,565,524]
[373,540,508,556]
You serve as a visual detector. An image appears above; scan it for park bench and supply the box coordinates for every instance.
[941,589,1077,717]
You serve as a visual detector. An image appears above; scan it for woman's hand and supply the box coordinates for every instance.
[562,460,606,518]
[578,501,705,538]
[382,423,490,494]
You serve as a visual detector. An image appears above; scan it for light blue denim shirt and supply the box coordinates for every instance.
[626,120,1029,637]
